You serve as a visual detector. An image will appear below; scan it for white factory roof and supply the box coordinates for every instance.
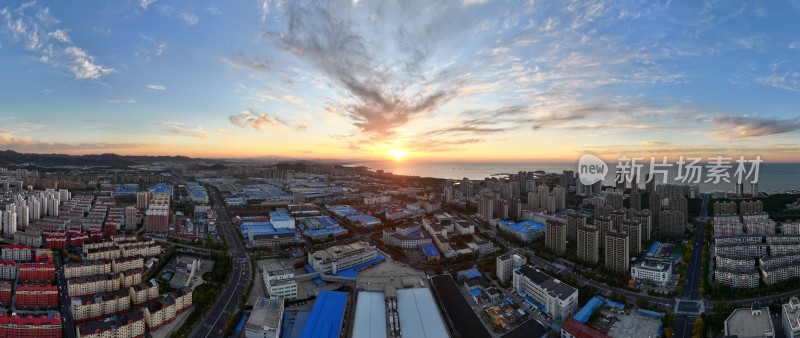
[353,291,387,338]
[397,288,449,338]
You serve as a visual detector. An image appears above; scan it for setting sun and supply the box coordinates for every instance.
[387,148,410,161]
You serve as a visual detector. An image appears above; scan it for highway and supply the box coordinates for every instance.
[674,193,709,338]
[188,187,252,338]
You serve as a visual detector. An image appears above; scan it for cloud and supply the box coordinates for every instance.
[139,0,157,11]
[756,72,800,92]
[260,0,270,21]
[282,95,303,104]
[146,84,166,91]
[229,109,284,131]
[159,122,211,139]
[228,109,307,133]
[180,12,198,25]
[640,141,669,146]
[223,54,271,71]
[206,6,222,16]
[47,29,69,43]
[1,2,113,80]
[108,99,137,104]
[710,115,800,139]
[0,131,33,145]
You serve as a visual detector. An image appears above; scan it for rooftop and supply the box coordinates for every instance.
[352,292,387,338]
[517,265,577,301]
[245,297,284,334]
[397,288,449,338]
[299,290,348,338]
[724,307,775,338]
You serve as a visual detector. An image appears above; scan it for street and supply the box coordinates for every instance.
[674,194,709,338]
[187,187,252,338]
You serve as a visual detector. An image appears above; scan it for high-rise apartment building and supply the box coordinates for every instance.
[545,219,567,255]
[577,225,600,265]
[604,231,629,274]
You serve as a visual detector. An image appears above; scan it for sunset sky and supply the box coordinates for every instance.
[1,0,800,162]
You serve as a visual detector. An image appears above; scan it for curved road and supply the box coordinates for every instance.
[188,187,252,338]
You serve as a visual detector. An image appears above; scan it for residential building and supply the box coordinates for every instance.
[19,262,56,283]
[715,266,760,289]
[0,261,15,280]
[546,219,567,255]
[1,245,31,261]
[604,231,629,274]
[577,225,600,265]
[16,284,58,309]
[71,289,130,323]
[130,279,160,305]
[65,260,112,279]
[566,214,586,242]
[0,314,62,338]
[77,309,145,338]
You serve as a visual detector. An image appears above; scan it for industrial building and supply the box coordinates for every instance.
[353,291,387,338]
[299,290,348,338]
[397,288,449,338]
[244,297,284,338]
[512,265,578,321]
[723,303,775,338]
[308,242,378,275]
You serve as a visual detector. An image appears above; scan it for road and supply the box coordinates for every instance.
[57,254,76,338]
[674,194,709,338]
[188,187,252,338]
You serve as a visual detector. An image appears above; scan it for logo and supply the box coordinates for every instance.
[578,153,608,185]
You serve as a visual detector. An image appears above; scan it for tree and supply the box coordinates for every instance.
[663,327,673,337]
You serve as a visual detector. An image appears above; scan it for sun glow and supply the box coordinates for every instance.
[387,148,410,161]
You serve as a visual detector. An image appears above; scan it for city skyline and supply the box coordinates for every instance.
[2,0,800,161]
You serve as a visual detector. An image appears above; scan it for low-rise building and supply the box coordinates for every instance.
[71,289,131,323]
[16,284,58,309]
[261,260,297,300]
[19,262,56,283]
[630,260,673,287]
[65,260,112,279]
[77,309,146,338]
[723,304,775,338]
[715,266,760,289]
[512,265,578,321]
[68,273,122,298]
[244,298,283,338]
[1,245,32,261]
[0,281,11,307]
[112,256,144,273]
[130,279,160,305]
[120,268,143,288]
[143,295,176,331]
[783,297,800,338]
[0,314,62,338]
[0,261,16,280]
[308,242,377,275]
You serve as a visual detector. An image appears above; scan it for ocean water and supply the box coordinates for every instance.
[352,160,800,193]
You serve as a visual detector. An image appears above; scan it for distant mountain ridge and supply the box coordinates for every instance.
[0,150,200,168]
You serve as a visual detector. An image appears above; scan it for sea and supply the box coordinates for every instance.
[349,160,800,193]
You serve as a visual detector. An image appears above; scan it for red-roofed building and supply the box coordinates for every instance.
[89,231,103,242]
[16,284,58,309]
[560,318,611,338]
[0,281,11,307]
[19,262,56,283]
[70,232,89,247]
[0,314,62,338]
[45,234,67,249]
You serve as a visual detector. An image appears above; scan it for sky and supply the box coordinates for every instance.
[1,0,800,162]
